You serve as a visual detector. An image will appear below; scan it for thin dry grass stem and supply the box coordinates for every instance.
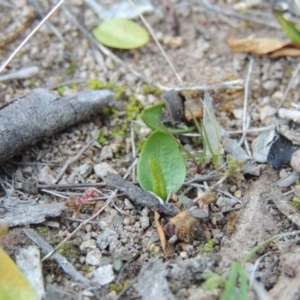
[228,125,275,134]
[30,0,65,43]
[250,278,272,300]
[201,0,280,29]
[250,252,278,288]
[91,43,107,72]
[42,188,117,261]
[193,175,228,203]
[128,0,182,84]
[53,140,95,184]
[47,78,87,90]
[36,183,106,189]
[164,79,244,91]
[40,189,69,198]
[238,56,254,158]
[0,0,65,73]
[276,60,300,111]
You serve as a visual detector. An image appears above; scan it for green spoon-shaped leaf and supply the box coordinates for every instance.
[137,131,186,200]
[141,103,195,133]
[92,18,149,49]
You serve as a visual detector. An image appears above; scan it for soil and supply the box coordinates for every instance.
[1,0,300,300]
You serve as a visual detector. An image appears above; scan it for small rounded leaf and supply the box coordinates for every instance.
[92,18,149,49]
[137,131,186,199]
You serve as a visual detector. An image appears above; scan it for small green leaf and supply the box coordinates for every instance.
[137,131,186,200]
[141,102,165,131]
[274,11,300,45]
[92,18,149,49]
[141,103,195,134]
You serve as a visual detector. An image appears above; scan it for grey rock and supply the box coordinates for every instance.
[100,145,113,160]
[97,228,118,250]
[216,196,239,212]
[263,80,278,91]
[86,249,102,266]
[80,239,97,252]
[140,216,150,229]
[93,162,117,180]
[92,265,115,286]
[124,198,135,209]
[77,164,92,178]
[16,246,45,300]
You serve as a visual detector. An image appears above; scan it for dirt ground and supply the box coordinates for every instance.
[1,0,300,299]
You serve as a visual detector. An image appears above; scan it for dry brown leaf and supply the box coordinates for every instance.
[227,36,287,55]
[269,46,300,58]
[228,36,300,57]
[154,211,174,257]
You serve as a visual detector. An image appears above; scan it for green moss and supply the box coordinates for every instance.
[57,86,65,96]
[97,131,107,145]
[126,95,144,121]
[292,196,300,209]
[115,86,126,100]
[110,282,129,294]
[88,79,104,90]
[38,227,48,234]
[81,265,91,272]
[66,60,77,74]
[105,82,117,90]
[114,153,121,159]
[199,239,214,253]
[142,84,162,96]
[29,79,37,89]
[88,79,119,91]
[57,241,80,261]
[69,83,78,90]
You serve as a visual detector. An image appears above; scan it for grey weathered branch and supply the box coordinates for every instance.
[0,88,114,164]
[105,172,178,217]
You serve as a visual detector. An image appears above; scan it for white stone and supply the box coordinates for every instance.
[94,162,117,180]
[80,239,97,251]
[86,249,102,266]
[92,265,115,286]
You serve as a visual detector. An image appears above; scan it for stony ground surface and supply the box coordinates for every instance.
[1,0,300,299]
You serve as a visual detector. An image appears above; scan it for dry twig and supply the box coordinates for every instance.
[105,172,178,216]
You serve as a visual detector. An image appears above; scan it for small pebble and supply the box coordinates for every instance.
[180,251,188,259]
[140,216,150,229]
[234,190,242,198]
[263,80,278,91]
[92,265,115,286]
[290,150,300,172]
[124,198,135,209]
[100,145,113,160]
[93,162,117,180]
[86,249,102,266]
[80,239,96,251]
